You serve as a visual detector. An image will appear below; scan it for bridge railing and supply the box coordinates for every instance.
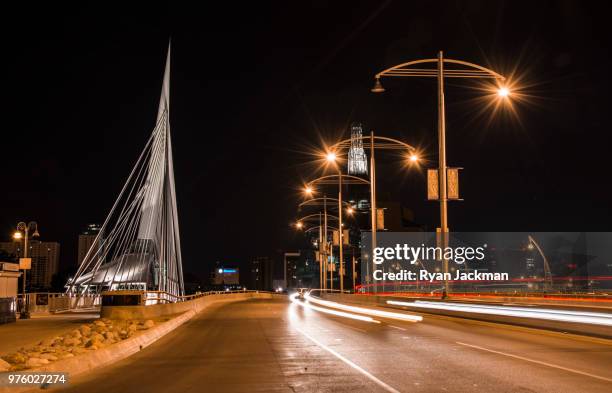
[143,289,276,305]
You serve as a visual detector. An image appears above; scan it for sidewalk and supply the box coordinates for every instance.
[0,311,98,355]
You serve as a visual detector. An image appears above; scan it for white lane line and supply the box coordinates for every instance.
[296,326,401,393]
[388,325,407,331]
[456,341,612,383]
[341,324,368,334]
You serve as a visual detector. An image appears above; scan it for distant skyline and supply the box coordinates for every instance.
[1,2,611,280]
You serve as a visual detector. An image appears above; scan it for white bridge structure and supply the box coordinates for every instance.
[68,45,184,298]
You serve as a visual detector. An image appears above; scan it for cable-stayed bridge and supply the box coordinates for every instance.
[67,44,184,298]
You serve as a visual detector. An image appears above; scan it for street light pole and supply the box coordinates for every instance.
[437,51,450,296]
[338,166,344,293]
[324,195,328,291]
[372,51,507,298]
[329,133,418,294]
[369,131,377,294]
[318,211,323,291]
[15,221,38,319]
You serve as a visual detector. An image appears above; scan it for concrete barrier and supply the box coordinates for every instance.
[101,291,274,319]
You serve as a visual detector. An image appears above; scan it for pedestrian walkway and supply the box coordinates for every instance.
[0,311,98,354]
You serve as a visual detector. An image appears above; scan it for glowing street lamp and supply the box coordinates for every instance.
[372,51,507,297]
[305,171,369,292]
[329,134,419,293]
[497,86,510,97]
[326,151,345,293]
[14,221,39,319]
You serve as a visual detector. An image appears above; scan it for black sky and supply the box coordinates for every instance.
[1,1,611,279]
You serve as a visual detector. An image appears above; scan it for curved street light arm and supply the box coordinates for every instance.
[296,213,338,223]
[375,58,505,81]
[330,135,417,152]
[305,225,339,233]
[306,174,370,187]
[299,197,351,208]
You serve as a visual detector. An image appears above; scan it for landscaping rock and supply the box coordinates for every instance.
[4,352,27,364]
[40,353,58,361]
[79,324,91,336]
[25,357,50,368]
[0,358,11,372]
[63,337,80,346]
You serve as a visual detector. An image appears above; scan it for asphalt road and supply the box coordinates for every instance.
[56,297,612,393]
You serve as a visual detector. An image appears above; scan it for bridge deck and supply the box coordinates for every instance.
[56,297,612,393]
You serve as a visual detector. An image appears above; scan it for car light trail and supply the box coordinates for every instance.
[289,293,380,323]
[387,300,612,326]
[305,294,422,322]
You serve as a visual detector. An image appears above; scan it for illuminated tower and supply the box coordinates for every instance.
[347,123,368,175]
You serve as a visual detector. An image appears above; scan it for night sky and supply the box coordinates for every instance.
[1,1,610,281]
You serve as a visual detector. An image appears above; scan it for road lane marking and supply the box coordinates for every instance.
[295,326,401,393]
[340,324,368,334]
[388,325,407,331]
[456,341,612,383]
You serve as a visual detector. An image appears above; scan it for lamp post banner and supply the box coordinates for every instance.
[359,232,612,295]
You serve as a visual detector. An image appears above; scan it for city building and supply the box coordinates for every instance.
[250,257,274,291]
[77,223,102,266]
[210,265,240,288]
[284,251,317,289]
[0,240,60,290]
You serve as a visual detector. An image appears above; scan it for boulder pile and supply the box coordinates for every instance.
[0,318,156,371]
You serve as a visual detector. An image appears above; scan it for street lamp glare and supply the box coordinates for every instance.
[371,78,385,93]
[326,152,337,163]
[13,231,22,240]
[347,207,354,215]
[409,153,419,163]
[296,221,303,229]
[497,86,510,98]
[304,186,313,195]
